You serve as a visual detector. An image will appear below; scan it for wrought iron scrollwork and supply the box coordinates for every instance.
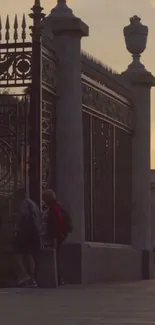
[42,47,57,94]
[0,1,57,251]
[82,81,133,129]
[13,53,32,78]
[42,101,52,190]
[0,140,15,188]
[41,100,55,245]
[0,52,32,85]
[42,56,56,89]
[0,13,32,87]
[42,142,51,190]
[0,95,29,196]
[0,54,15,76]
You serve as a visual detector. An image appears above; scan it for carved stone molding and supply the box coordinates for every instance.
[82,82,133,129]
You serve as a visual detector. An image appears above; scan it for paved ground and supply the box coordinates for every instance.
[1,281,155,324]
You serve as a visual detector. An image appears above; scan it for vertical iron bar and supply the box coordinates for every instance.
[24,95,28,194]
[113,125,116,243]
[90,114,94,242]
[15,97,19,192]
[29,39,42,209]
[0,16,2,68]
[5,15,10,86]
[22,14,26,85]
[29,1,45,209]
[14,14,18,85]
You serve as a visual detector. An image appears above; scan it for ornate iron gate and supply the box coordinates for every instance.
[0,1,57,235]
[0,95,29,226]
[42,37,57,193]
[41,36,57,244]
[0,12,32,228]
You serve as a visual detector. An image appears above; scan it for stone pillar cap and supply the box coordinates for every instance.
[121,69,155,87]
[46,0,89,37]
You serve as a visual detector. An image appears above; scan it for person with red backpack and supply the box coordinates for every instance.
[42,189,73,285]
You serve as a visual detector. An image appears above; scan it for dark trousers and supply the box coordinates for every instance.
[16,250,40,283]
[15,236,41,283]
[53,237,65,283]
[56,239,62,283]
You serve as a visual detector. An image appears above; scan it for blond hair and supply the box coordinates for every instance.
[42,189,56,202]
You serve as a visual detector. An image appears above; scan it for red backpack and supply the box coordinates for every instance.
[47,201,73,240]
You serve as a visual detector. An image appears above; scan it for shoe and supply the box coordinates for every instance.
[58,277,65,286]
[17,276,31,287]
[28,280,38,288]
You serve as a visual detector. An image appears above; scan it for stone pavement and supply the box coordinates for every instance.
[1,281,155,324]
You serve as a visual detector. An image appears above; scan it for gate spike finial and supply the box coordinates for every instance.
[29,0,45,40]
[22,14,26,29]
[5,15,10,42]
[14,14,18,29]
[14,14,18,41]
[5,15,10,29]
[22,14,26,41]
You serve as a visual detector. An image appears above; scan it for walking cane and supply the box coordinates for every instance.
[53,238,58,288]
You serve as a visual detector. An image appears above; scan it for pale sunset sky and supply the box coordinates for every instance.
[1,0,155,166]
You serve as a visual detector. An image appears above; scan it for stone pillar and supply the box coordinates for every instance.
[130,77,152,249]
[43,0,89,283]
[122,16,155,278]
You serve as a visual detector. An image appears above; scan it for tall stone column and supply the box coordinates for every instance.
[43,0,89,283]
[130,79,153,250]
[122,16,155,261]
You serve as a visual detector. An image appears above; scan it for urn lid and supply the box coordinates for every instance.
[130,15,141,24]
[50,0,74,17]
[123,15,148,36]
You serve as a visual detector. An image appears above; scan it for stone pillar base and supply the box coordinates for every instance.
[142,250,155,280]
[60,243,82,284]
[37,248,58,288]
[58,243,155,284]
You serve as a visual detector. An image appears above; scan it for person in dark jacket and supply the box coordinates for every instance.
[43,189,70,285]
[14,188,42,287]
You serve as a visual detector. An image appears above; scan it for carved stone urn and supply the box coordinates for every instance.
[123,15,148,71]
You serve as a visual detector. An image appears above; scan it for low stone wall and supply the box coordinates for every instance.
[82,243,155,284]
[59,242,155,285]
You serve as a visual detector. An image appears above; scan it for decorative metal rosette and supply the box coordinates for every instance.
[13,53,32,79]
